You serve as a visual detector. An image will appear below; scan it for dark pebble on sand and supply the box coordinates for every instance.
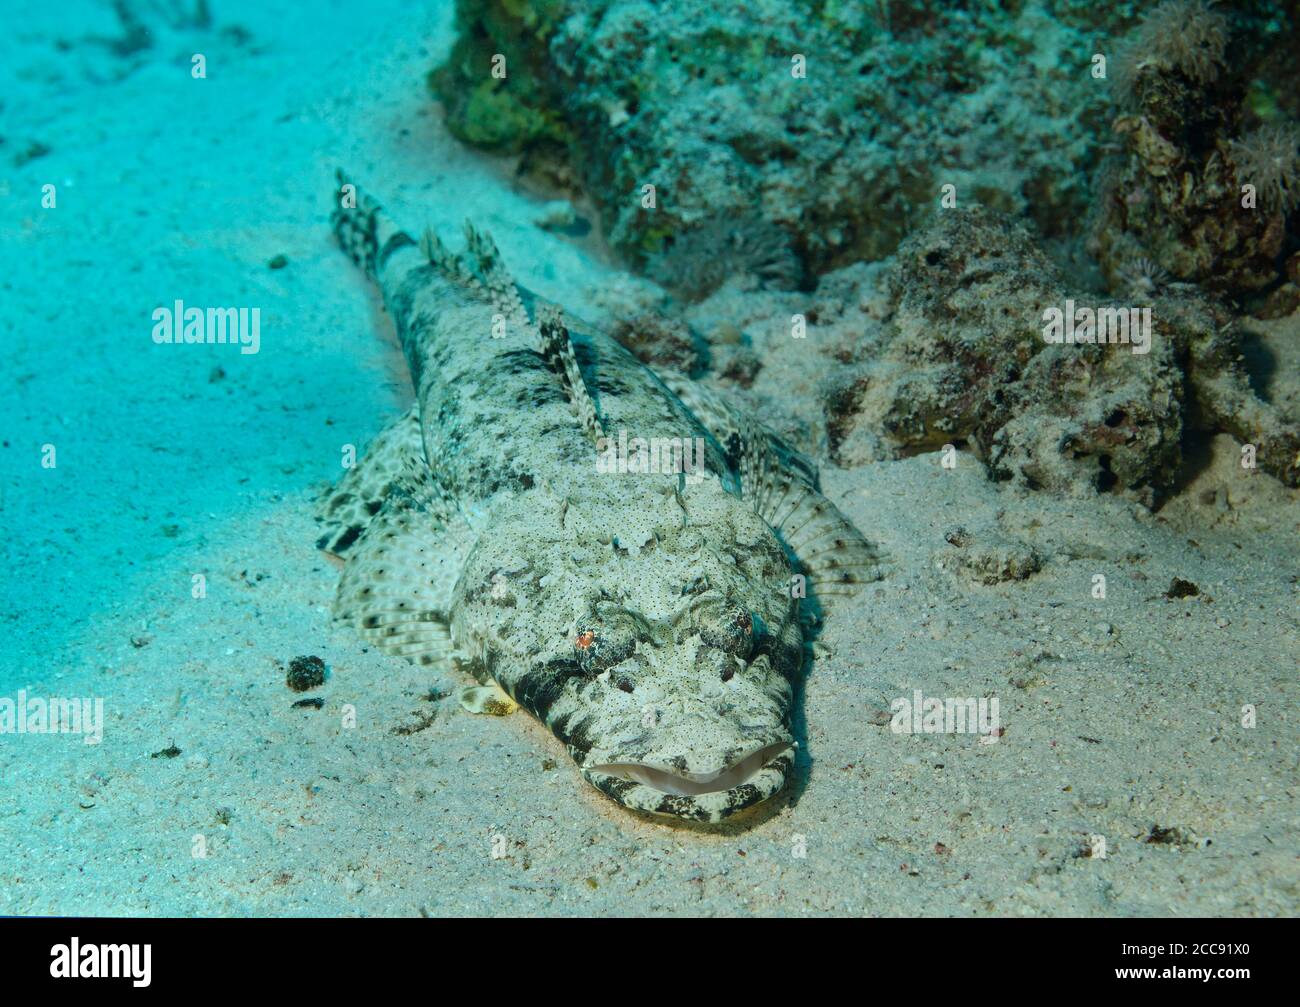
[286,655,326,691]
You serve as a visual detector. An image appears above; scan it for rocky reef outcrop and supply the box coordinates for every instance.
[431,0,1126,285]
[822,207,1298,500]
[1091,0,1300,308]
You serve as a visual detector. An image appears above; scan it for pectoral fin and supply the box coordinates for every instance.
[331,485,477,669]
[664,374,883,614]
[315,403,447,558]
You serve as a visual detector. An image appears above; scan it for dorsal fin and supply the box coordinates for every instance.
[462,221,537,338]
[420,226,481,290]
[418,221,529,322]
[419,220,536,339]
[422,219,607,445]
[538,305,606,444]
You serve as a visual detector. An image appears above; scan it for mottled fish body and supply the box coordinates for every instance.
[320,176,877,822]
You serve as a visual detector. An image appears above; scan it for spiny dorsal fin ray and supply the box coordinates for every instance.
[421,226,480,289]
[462,220,535,338]
[539,305,606,444]
[425,219,607,445]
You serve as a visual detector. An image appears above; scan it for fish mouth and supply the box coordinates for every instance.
[587,741,794,796]
[582,741,794,823]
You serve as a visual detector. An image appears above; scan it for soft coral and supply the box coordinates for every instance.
[1228,123,1300,214]
[1113,0,1228,106]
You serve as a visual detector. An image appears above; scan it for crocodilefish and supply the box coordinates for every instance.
[318,174,879,823]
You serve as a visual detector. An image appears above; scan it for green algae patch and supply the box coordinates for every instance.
[431,0,575,155]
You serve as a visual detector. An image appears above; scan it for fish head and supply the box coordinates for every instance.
[454,480,805,824]
[574,587,804,823]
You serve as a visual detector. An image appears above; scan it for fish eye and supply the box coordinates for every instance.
[573,609,640,672]
[700,605,758,658]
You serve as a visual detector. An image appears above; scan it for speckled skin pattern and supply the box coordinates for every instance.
[326,184,804,822]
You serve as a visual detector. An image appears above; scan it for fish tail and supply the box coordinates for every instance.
[329,169,416,282]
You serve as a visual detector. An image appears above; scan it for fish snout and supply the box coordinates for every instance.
[581,734,795,822]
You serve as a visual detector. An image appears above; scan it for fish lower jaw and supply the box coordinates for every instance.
[582,743,794,823]
[585,740,794,796]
